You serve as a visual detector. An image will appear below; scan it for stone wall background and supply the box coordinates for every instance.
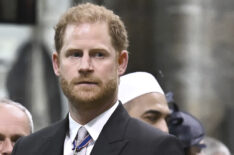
[104,0,234,152]
[0,0,233,152]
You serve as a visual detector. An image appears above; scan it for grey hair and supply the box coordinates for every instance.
[201,136,231,155]
[0,98,34,133]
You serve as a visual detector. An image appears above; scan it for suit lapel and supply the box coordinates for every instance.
[37,104,129,155]
[91,103,129,155]
[40,116,69,155]
[91,138,128,155]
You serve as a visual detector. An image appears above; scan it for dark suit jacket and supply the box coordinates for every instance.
[12,103,185,155]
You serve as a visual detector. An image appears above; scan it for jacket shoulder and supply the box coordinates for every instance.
[12,118,67,155]
[124,118,185,155]
[25,118,66,140]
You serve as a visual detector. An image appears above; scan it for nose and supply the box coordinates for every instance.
[78,54,93,74]
[154,119,169,133]
[0,139,13,155]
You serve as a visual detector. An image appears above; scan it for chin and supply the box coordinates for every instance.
[71,91,103,104]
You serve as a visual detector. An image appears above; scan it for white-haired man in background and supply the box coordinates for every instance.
[118,71,170,133]
[0,98,33,155]
[198,136,231,155]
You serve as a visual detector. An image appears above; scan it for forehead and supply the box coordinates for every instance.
[61,22,114,53]
[129,93,170,114]
[64,22,110,42]
[0,104,30,135]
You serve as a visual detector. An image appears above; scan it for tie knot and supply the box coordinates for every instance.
[72,126,92,154]
[77,127,88,143]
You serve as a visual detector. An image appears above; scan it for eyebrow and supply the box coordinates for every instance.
[0,133,5,139]
[66,47,109,52]
[143,109,171,116]
[143,110,161,115]
[11,135,24,141]
[65,49,82,54]
[90,48,109,53]
[0,133,25,140]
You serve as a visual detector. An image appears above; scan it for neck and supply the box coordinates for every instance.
[69,98,117,125]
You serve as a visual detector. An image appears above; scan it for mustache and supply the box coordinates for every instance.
[71,77,101,84]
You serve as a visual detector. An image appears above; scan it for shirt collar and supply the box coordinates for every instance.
[68,101,119,142]
[68,114,82,143]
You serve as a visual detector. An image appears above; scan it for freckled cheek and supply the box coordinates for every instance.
[107,64,117,73]
[93,59,116,70]
[60,63,78,80]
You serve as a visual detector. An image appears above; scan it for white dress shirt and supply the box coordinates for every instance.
[63,101,119,155]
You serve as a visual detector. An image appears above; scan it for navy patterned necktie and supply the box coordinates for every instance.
[72,126,92,155]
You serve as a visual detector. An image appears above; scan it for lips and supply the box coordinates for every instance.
[71,77,100,86]
[77,81,98,85]
[72,78,98,85]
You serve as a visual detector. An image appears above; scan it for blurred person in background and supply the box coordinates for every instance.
[198,136,231,155]
[166,92,206,155]
[0,98,33,155]
[118,71,170,133]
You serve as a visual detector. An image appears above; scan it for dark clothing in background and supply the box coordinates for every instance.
[6,41,62,123]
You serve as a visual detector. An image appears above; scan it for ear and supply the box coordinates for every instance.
[118,50,128,76]
[52,52,60,76]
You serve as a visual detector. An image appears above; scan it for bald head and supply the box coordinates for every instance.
[0,99,33,154]
[198,137,231,155]
[118,72,170,133]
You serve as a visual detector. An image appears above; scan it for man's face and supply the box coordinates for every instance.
[125,93,170,133]
[188,146,203,155]
[52,22,128,110]
[0,104,30,154]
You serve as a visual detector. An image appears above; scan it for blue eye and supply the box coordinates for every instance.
[90,51,105,58]
[95,52,104,57]
[73,52,82,57]
[65,49,83,58]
